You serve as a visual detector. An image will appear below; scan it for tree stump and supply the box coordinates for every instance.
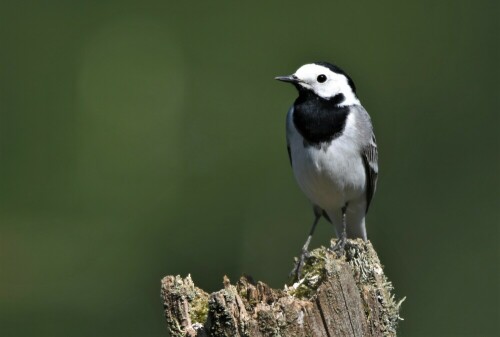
[161,239,404,337]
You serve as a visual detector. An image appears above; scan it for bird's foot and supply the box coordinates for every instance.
[290,248,310,281]
[329,236,347,257]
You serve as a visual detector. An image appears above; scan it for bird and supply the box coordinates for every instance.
[275,62,378,278]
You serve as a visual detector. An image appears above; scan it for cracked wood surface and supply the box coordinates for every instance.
[161,239,403,337]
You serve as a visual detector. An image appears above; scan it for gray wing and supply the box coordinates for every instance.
[361,134,378,213]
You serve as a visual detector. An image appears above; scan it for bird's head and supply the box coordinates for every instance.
[275,62,359,106]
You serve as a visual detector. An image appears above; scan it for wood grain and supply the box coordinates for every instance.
[161,239,403,337]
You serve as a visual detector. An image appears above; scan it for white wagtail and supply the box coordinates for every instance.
[275,62,378,277]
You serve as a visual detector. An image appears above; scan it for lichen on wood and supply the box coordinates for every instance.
[161,239,404,337]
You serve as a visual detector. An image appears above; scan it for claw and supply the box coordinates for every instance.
[329,237,347,256]
[330,204,348,256]
[290,248,310,281]
[291,213,321,281]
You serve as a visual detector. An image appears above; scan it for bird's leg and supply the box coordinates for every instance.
[290,213,320,280]
[331,204,348,256]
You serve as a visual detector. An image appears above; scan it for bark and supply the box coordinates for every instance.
[161,239,404,337]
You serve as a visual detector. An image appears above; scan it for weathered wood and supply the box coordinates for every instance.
[161,239,404,337]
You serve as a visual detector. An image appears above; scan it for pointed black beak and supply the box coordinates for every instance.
[275,74,299,83]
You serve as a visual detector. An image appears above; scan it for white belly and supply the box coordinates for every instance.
[287,106,367,211]
[285,105,372,240]
[291,141,366,210]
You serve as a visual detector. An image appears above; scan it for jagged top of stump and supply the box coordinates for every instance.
[161,239,404,337]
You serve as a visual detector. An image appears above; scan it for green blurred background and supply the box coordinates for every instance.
[0,1,498,336]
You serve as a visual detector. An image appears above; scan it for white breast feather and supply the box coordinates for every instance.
[287,109,366,210]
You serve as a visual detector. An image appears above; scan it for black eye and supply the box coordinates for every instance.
[317,74,327,83]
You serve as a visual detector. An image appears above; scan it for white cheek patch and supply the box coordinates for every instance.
[294,63,360,106]
[314,79,341,98]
